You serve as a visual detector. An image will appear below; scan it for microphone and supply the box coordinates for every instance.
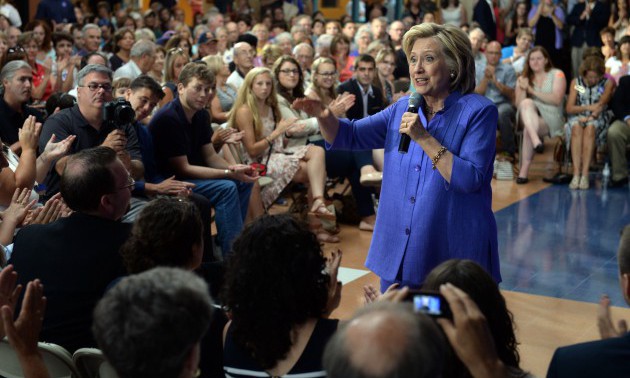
[398,93,422,154]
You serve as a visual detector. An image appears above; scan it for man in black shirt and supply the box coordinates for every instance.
[150,63,256,256]
[0,61,45,153]
[38,64,143,199]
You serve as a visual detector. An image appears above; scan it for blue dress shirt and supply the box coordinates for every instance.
[329,92,501,285]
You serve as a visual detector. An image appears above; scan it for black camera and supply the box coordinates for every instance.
[103,98,135,127]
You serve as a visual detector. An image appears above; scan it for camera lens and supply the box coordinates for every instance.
[115,104,135,124]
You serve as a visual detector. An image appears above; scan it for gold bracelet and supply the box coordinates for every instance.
[431,146,447,170]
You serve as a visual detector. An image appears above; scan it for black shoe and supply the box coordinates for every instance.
[534,144,544,154]
[609,177,629,188]
[516,177,529,184]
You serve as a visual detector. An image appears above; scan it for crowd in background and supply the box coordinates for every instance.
[0,0,627,377]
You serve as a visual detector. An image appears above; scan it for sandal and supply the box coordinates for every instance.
[315,230,340,243]
[308,196,336,221]
[359,220,375,231]
[309,225,340,243]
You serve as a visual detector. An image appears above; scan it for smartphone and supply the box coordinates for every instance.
[405,290,452,318]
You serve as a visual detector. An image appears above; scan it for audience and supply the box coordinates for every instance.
[0,6,627,377]
[0,61,45,151]
[113,39,156,80]
[221,214,341,377]
[607,76,630,188]
[149,62,255,257]
[93,267,213,378]
[38,64,143,201]
[9,147,131,352]
[515,46,566,184]
[565,55,614,190]
[475,40,517,160]
[324,301,447,378]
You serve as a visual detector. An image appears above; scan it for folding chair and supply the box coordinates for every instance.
[0,338,80,378]
[73,348,118,378]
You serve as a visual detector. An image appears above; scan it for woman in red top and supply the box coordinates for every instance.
[18,31,52,102]
[331,34,354,83]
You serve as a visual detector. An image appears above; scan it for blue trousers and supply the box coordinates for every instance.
[188,178,252,257]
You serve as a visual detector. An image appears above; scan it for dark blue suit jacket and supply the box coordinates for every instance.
[337,78,385,121]
[567,1,610,47]
[547,333,630,378]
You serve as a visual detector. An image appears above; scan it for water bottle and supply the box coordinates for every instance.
[602,163,610,188]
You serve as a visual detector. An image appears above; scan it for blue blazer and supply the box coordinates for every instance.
[547,333,630,378]
[329,92,500,286]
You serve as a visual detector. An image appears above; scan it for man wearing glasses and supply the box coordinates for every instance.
[9,147,133,353]
[38,64,143,201]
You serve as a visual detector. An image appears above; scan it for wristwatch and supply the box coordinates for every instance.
[224,169,230,176]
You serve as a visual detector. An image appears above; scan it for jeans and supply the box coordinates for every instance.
[497,102,516,155]
[188,179,252,258]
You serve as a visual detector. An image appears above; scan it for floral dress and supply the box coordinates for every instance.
[567,76,611,147]
[243,111,309,208]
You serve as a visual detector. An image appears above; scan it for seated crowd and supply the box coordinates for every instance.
[0,0,629,377]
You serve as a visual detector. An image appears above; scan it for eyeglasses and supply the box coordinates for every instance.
[7,45,25,54]
[118,176,135,191]
[317,71,337,77]
[167,47,185,54]
[279,69,299,75]
[79,83,113,92]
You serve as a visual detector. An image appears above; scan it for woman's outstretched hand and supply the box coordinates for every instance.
[292,98,329,118]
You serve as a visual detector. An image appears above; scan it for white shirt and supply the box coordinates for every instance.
[114,59,142,80]
[226,69,244,89]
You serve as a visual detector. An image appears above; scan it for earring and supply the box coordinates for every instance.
[450,71,456,79]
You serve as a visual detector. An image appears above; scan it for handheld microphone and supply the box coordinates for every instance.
[398,93,422,154]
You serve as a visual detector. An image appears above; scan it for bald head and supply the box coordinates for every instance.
[323,302,447,378]
[485,41,502,65]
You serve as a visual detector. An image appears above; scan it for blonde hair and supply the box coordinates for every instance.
[309,57,337,105]
[164,48,189,83]
[261,44,283,68]
[228,67,281,141]
[202,54,224,76]
[402,23,475,94]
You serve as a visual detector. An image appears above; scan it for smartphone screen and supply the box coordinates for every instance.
[405,290,452,318]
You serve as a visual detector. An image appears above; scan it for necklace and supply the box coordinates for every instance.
[424,103,443,116]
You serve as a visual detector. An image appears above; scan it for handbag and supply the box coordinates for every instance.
[251,111,276,176]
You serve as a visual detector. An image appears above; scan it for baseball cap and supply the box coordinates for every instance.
[198,31,218,45]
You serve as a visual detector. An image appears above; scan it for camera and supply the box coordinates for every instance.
[103,98,135,127]
[405,290,452,318]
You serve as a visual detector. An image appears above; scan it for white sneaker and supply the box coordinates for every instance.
[569,176,580,190]
[495,161,514,180]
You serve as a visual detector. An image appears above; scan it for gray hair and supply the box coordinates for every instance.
[354,25,373,46]
[134,27,156,42]
[130,39,156,58]
[290,25,305,34]
[77,64,113,86]
[82,23,100,37]
[0,60,31,83]
[275,32,292,44]
[93,267,213,378]
[293,42,314,56]
[323,302,447,378]
[316,34,333,50]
